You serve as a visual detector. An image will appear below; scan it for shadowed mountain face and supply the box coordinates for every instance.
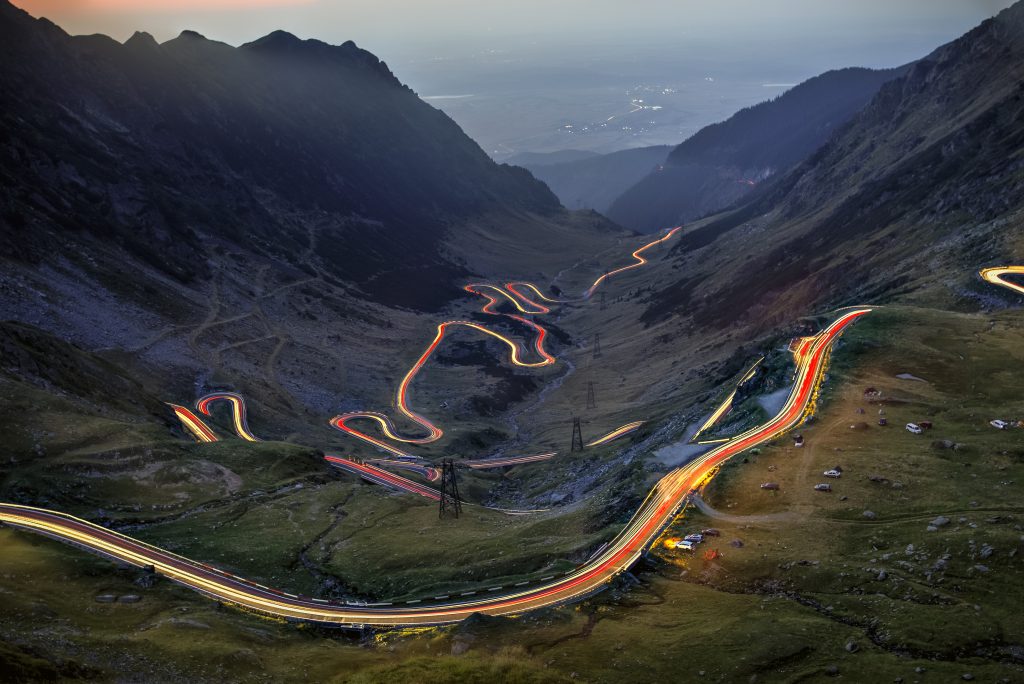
[0,2,561,309]
[641,1,1024,330]
[607,66,908,233]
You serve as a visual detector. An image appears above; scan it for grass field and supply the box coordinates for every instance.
[3,304,1023,682]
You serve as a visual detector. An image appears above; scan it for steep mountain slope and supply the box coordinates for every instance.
[0,1,577,310]
[607,67,907,232]
[0,0,623,441]
[517,145,672,213]
[641,1,1024,330]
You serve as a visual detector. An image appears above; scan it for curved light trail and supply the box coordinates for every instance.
[981,266,1024,296]
[1,308,868,627]
[325,456,442,501]
[196,392,259,442]
[330,229,680,461]
[584,226,681,298]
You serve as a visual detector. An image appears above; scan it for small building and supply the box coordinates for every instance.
[760,482,780,490]
[878,417,888,426]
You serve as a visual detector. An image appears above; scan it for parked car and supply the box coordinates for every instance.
[760,482,780,490]
[701,528,721,537]
[684,533,704,543]
[906,423,923,434]
[671,539,696,551]
[814,483,832,492]
[991,419,1009,430]
[823,469,842,478]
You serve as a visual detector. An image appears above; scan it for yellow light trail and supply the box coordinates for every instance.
[196,392,259,442]
[980,266,1024,296]
[689,356,763,443]
[586,421,645,447]
[585,226,681,298]
[168,404,218,443]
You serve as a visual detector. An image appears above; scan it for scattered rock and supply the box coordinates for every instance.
[973,564,990,573]
[863,510,877,520]
[877,570,888,581]
[905,544,915,555]
[730,539,744,548]
[95,594,117,603]
[825,664,839,676]
[962,674,974,681]
[134,574,157,589]
[933,439,956,449]
[845,640,860,653]
[980,544,994,559]
[867,475,888,483]
[117,594,141,603]
[930,516,951,528]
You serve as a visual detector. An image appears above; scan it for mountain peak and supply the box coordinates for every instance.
[124,30,158,50]
[240,31,398,84]
[178,29,206,41]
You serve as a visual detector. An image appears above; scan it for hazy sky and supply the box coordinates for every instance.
[12,1,1017,158]
[13,1,1016,62]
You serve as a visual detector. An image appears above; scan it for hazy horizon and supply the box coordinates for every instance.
[14,0,1016,157]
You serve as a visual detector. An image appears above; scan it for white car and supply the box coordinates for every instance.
[823,469,842,478]
[991,419,1009,430]
[906,423,922,434]
[672,540,696,551]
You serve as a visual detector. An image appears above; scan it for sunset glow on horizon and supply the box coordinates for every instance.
[14,0,314,11]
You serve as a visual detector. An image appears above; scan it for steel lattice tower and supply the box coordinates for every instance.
[586,381,596,410]
[592,332,602,359]
[571,417,584,452]
[438,458,462,519]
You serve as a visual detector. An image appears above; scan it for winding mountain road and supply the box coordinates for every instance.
[0,307,869,626]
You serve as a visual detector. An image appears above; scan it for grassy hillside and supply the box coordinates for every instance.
[2,305,1022,682]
